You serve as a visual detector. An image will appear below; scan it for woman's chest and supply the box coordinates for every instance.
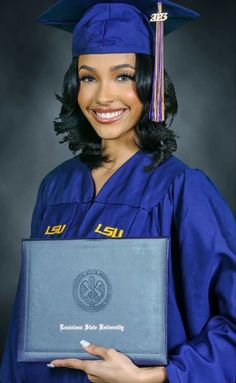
[36,197,173,240]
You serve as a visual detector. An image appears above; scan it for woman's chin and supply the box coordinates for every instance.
[92,126,135,142]
[100,132,136,142]
[97,133,125,141]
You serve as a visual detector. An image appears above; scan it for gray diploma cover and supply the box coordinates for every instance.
[18,238,169,365]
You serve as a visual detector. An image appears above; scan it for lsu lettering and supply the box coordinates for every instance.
[150,12,168,22]
[44,224,67,235]
[94,224,124,238]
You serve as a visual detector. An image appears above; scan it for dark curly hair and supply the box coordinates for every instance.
[54,54,178,171]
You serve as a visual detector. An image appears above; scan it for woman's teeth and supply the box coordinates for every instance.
[95,110,124,119]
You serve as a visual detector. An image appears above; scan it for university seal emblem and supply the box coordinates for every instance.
[73,269,112,312]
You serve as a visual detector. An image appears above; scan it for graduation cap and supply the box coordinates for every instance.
[37,0,199,123]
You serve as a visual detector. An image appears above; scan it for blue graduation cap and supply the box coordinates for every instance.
[37,0,199,122]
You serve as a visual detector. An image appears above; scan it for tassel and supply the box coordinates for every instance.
[149,3,166,123]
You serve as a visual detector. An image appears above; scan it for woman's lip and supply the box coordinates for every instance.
[92,109,124,113]
[89,109,128,124]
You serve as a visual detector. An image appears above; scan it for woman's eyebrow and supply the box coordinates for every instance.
[110,64,136,71]
[78,65,94,72]
[78,64,135,72]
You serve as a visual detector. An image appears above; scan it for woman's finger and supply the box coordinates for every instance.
[49,358,88,371]
[81,340,117,360]
[48,357,103,376]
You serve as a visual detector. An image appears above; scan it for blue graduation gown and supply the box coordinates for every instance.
[1,151,236,383]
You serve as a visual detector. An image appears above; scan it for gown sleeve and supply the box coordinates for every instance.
[166,168,236,383]
[0,182,46,383]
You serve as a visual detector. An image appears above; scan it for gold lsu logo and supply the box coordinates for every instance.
[94,224,124,238]
[44,223,123,238]
[44,224,67,235]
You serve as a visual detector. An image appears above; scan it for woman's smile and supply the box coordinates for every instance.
[89,108,128,124]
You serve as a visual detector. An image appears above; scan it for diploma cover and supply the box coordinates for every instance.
[18,238,168,365]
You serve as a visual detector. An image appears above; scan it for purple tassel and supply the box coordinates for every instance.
[149,3,165,123]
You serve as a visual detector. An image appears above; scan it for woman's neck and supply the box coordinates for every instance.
[101,138,139,171]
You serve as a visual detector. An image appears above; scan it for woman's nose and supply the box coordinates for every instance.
[94,81,114,105]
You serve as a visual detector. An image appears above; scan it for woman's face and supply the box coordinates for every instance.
[77,53,144,142]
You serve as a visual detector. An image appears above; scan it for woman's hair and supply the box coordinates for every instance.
[54,54,178,171]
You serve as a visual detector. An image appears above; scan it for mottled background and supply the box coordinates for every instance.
[0,0,235,359]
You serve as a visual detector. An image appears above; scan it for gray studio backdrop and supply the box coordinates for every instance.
[0,0,235,359]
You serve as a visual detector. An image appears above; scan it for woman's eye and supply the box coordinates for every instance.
[117,73,135,82]
[79,75,96,82]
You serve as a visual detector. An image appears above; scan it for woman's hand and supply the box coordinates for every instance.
[48,341,168,383]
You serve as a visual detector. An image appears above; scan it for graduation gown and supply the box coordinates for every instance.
[1,151,236,383]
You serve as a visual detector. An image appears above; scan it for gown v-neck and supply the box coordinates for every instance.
[88,150,141,199]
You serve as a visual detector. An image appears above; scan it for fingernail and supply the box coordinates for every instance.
[80,340,90,348]
[47,363,55,368]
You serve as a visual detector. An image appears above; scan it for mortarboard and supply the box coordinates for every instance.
[37,0,199,123]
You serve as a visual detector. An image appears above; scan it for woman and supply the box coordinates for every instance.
[1,1,235,382]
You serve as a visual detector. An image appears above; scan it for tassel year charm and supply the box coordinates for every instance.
[149,3,168,123]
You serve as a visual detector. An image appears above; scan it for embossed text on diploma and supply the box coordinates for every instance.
[59,323,125,332]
